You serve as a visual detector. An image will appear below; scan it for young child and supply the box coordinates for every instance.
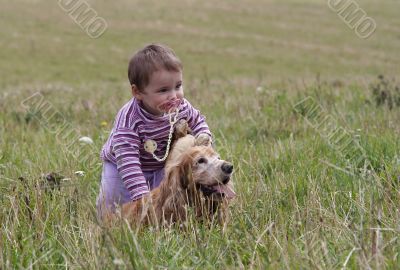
[96,44,212,217]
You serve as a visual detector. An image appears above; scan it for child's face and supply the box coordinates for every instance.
[133,69,184,116]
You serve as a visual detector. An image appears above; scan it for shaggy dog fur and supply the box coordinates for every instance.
[107,123,235,227]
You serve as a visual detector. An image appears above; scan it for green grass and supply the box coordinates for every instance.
[1,0,400,268]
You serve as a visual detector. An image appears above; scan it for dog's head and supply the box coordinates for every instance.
[174,145,236,200]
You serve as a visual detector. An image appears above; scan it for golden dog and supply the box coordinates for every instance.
[109,133,235,227]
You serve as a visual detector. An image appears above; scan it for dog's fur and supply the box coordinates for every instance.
[108,131,235,228]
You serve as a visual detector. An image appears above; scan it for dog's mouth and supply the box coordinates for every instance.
[198,182,236,199]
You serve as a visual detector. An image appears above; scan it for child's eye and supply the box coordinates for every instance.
[175,84,182,90]
[159,88,168,93]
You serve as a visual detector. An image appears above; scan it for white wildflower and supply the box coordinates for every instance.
[113,258,124,266]
[79,136,93,144]
[75,171,85,177]
[256,86,264,93]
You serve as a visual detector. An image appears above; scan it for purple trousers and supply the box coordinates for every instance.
[96,161,164,218]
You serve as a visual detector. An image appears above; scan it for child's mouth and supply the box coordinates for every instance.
[158,99,182,113]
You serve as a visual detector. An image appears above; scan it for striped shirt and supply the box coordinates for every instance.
[101,98,211,201]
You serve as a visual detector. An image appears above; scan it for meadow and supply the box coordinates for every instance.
[1,0,400,268]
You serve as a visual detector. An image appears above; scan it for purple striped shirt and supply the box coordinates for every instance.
[101,98,211,201]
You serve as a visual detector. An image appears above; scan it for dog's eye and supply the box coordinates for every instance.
[198,157,207,164]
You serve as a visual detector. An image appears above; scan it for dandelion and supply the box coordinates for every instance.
[75,171,85,177]
[79,136,93,144]
[100,121,108,127]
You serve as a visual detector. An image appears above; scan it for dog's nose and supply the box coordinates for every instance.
[221,162,233,174]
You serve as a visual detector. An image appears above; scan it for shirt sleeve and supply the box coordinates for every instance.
[112,127,149,201]
[185,100,212,138]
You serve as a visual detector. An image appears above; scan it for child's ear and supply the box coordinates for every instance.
[131,84,142,100]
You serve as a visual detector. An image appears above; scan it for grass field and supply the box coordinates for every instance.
[1,0,400,268]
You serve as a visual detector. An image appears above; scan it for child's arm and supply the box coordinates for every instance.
[112,127,149,201]
[184,99,212,139]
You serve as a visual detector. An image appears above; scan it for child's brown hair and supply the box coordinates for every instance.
[128,44,183,91]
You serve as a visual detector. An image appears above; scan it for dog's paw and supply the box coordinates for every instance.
[174,119,191,139]
[195,133,212,146]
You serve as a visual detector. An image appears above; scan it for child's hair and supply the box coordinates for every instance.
[128,44,183,91]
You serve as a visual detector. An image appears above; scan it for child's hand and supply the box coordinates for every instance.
[195,133,212,146]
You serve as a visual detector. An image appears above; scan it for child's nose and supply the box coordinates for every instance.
[169,91,177,100]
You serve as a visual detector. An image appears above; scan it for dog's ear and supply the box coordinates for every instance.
[179,155,193,189]
[164,153,193,190]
